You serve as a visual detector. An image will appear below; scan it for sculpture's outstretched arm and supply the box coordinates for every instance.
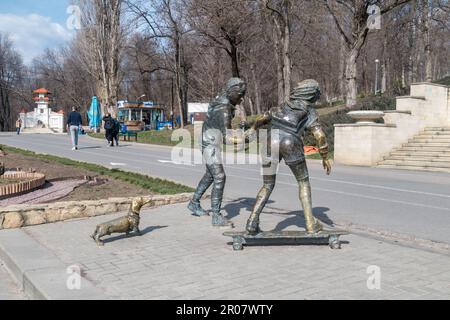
[224,128,257,146]
[251,112,272,130]
[223,111,272,148]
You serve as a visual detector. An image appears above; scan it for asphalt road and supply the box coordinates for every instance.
[1,132,450,245]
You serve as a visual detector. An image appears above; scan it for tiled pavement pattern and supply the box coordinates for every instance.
[21,202,450,300]
[0,261,25,300]
[0,179,85,206]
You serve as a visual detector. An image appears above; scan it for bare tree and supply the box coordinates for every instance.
[127,0,191,127]
[0,33,24,131]
[76,0,124,116]
[324,0,412,107]
[263,0,293,104]
[32,47,95,116]
[188,0,258,78]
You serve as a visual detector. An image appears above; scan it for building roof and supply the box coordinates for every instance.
[33,88,52,94]
[33,97,50,101]
[118,101,164,109]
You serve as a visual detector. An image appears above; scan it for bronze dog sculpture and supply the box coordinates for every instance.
[91,197,152,246]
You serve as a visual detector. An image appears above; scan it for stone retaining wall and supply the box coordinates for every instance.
[0,193,193,230]
[0,172,46,197]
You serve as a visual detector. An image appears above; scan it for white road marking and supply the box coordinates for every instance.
[158,160,195,167]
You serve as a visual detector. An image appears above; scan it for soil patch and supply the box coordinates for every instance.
[1,152,151,202]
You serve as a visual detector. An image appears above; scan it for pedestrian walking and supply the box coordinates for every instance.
[113,118,121,147]
[103,113,115,147]
[15,117,22,135]
[67,106,83,150]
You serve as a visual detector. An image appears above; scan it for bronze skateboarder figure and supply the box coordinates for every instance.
[246,79,332,235]
[188,78,255,227]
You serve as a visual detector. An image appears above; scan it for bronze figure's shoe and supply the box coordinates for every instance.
[188,200,210,217]
[246,219,261,235]
[306,219,323,234]
[211,212,234,228]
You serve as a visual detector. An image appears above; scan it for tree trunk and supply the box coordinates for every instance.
[282,5,291,101]
[423,0,432,82]
[250,61,262,114]
[345,50,358,108]
[230,42,240,78]
[362,54,369,93]
[339,37,346,100]
[344,25,368,108]
[267,0,291,104]
[0,86,12,131]
[181,62,189,127]
[248,97,255,116]
[175,35,184,129]
[273,27,285,105]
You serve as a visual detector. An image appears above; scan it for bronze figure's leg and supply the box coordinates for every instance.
[288,161,323,234]
[93,230,104,246]
[208,164,233,227]
[246,166,277,235]
[189,168,213,217]
[90,229,98,242]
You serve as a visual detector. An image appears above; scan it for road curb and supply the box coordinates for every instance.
[0,228,107,300]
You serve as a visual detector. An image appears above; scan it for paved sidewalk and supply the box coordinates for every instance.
[0,261,25,300]
[5,201,449,300]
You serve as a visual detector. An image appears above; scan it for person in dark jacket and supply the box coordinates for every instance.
[103,113,115,147]
[112,118,121,147]
[67,106,83,150]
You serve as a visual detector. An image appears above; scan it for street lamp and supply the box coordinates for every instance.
[375,59,380,95]
[137,94,146,102]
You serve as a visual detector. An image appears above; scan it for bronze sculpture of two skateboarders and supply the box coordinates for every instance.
[92,78,346,249]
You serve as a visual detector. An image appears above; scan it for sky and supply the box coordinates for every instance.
[0,0,75,64]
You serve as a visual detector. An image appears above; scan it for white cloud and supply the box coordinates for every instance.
[0,13,73,65]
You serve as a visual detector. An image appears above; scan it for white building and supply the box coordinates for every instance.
[188,102,209,124]
[20,88,64,133]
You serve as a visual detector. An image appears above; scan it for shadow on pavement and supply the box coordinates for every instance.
[101,225,168,244]
[223,197,276,220]
[78,146,103,150]
[273,207,335,231]
[223,199,335,231]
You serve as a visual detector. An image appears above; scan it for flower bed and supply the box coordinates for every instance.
[0,172,46,197]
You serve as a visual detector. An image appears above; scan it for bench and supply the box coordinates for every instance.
[119,131,138,142]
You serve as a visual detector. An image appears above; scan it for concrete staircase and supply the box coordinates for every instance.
[378,127,450,173]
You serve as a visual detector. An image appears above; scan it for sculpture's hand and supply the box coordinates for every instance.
[244,128,257,143]
[251,112,271,130]
[240,121,249,131]
[322,158,332,175]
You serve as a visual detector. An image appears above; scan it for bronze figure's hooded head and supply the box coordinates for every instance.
[225,78,247,106]
[290,79,321,104]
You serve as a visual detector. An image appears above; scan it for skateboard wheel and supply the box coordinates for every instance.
[233,243,243,251]
[232,237,244,251]
[329,236,341,250]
